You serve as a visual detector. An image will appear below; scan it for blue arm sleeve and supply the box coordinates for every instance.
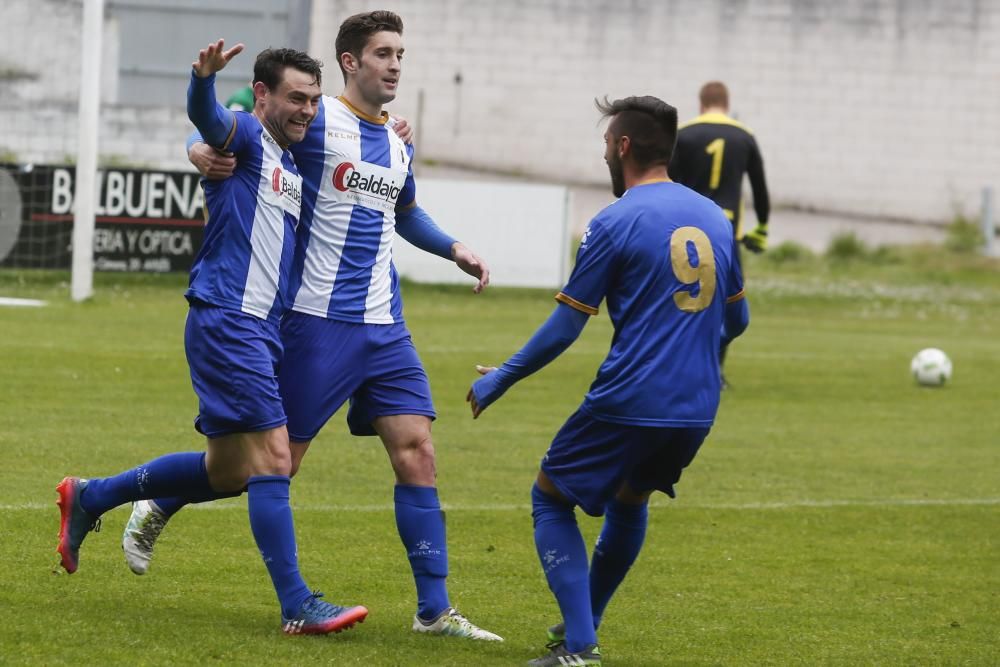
[395,204,457,260]
[185,129,205,153]
[187,71,235,148]
[471,303,590,412]
[721,298,749,346]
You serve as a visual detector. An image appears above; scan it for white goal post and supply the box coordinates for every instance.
[71,0,104,302]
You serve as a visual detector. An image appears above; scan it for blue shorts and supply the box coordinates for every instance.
[278,312,435,441]
[185,303,286,438]
[541,407,710,517]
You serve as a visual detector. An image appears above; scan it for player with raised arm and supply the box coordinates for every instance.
[124,12,500,642]
[468,95,750,666]
[55,41,368,636]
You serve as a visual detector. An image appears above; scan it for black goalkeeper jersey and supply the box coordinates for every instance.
[668,112,770,236]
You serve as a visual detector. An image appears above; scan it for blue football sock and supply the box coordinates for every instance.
[151,465,246,519]
[589,498,648,628]
[149,496,189,518]
[394,484,450,620]
[247,475,311,619]
[80,451,216,517]
[532,483,596,653]
[150,482,244,518]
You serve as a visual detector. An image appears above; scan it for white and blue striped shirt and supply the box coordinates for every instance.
[186,111,303,323]
[288,95,415,324]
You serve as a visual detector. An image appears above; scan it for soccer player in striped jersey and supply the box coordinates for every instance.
[55,42,369,636]
[130,11,500,641]
[469,96,750,666]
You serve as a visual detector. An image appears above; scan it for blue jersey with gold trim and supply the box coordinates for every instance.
[556,181,744,426]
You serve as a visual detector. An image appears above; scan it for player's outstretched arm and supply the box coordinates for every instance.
[396,204,490,293]
[467,303,589,418]
[187,39,245,148]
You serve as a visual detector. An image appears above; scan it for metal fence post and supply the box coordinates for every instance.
[983,187,996,257]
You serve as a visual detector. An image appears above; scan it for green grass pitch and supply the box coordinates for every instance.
[0,247,997,665]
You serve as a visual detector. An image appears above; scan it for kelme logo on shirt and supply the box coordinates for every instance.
[271,167,303,206]
[330,159,406,213]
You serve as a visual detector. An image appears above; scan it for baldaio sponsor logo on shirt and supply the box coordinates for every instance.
[268,166,303,220]
[272,167,303,204]
[330,159,406,213]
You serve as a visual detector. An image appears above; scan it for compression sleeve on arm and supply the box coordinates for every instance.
[395,204,457,260]
[471,303,590,409]
[187,71,236,149]
[721,296,750,346]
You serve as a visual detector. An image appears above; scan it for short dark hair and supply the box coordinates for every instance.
[335,10,404,79]
[595,95,678,168]
[253,48,323,90]
[699,81,729,109]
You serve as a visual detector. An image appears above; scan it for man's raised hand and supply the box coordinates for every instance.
[193,39,245,78]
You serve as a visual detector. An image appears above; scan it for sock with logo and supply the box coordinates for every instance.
[394,484,450,620]
[247,475,312,619]
[531,483,596,653]
[589,498,648,629]
[80,451,216,517]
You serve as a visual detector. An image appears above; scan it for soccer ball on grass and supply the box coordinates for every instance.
[910,348,952,387]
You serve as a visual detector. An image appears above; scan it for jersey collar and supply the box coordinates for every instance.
[337,96,389,124]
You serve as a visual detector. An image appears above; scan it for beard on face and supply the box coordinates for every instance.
[607,151,625,198]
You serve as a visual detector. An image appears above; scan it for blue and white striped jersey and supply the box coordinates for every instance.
[186,112,303,322]
[288,95,416,324]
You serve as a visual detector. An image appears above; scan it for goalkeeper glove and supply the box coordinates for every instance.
[742,224,768,253]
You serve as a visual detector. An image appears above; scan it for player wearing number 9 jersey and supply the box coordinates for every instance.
[553,176,744,426]
[468,95,749,666]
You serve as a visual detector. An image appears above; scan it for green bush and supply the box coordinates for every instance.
[945,215,983,254]
[826,232,868,261]
[869,244,905,264]
[764,240,814,264]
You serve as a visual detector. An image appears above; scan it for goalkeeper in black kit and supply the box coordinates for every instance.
[669,80,770,385]
[669,81,770,255]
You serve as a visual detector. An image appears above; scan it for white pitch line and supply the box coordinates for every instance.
[4,498,999,512]
[0,296,48,307]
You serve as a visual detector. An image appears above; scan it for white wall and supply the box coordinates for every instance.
[311,0,1000,224]
[1,0,998,224]
[393,178,570,288]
